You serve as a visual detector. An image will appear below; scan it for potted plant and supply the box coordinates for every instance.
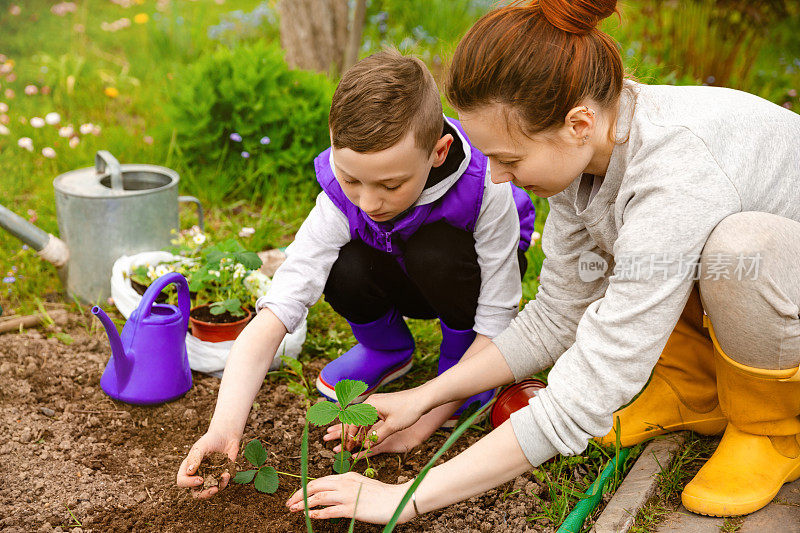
[187,238,264,342]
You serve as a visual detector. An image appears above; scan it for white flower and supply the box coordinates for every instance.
[17,137,32,151]
[147,266,157,280]
[68,136,79,148]
[30,116,45,128]
[24,85,38,96]
[58,125,74,137]
[0,124,8,135]
[154,264,171,278]
[233,264,246,279]
[45,112,61,125]
[531,231,541,242]
[79,123,94,135]
[192,233,206,245]
[0,103,7,113]
[42,147,56,158]
[244,271,271,297]
[238,226,255,238]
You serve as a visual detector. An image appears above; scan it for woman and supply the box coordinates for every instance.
[287,0,800,523]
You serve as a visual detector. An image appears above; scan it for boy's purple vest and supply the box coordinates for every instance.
[314,119,536,264]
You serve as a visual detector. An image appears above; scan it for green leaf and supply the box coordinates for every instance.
[55,332,74,345]
[236,251,263,270]
[334,380,368,407]
[333,450,352,474]
[287,381,308,398]
[306,401,340,426]
[232,469,257,484]
[254,466,279,493]
[243,438,268,467]
[280,355,304,376]
[339,403,378,426]
[300,421,313,533]
[209,304,225,315]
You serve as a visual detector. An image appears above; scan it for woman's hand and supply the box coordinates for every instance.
[176,431,240,499]
[286,472,417,524]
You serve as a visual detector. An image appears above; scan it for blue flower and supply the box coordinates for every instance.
[260,136,270,145]
[241,151,250,158]
[21,244,29,251]
[3,276,15,283]
[230,132,242,142]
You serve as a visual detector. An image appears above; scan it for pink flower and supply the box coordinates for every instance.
[789,89,798,98]
[24,85,38,96]
[0,103,7,113]
[143,135,154,145]
[9,5,21,16]
[51,2,77,16]
[42,147,56,159]
[4,89,14,99]
[69,136,80,148]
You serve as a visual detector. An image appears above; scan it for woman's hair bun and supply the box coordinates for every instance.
[534,0,617,35]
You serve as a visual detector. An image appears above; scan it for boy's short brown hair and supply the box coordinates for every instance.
[329,49,443,154]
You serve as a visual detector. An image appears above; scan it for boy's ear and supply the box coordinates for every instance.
[431,133,454,168]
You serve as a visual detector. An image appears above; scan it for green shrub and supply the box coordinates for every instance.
[166,41,334,199]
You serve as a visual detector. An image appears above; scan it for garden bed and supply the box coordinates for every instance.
[0,313,567,532]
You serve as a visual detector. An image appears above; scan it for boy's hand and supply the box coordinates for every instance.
[177,431,240,499]
[362,387,432,445]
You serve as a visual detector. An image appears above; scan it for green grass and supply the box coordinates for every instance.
[630,434,720,532]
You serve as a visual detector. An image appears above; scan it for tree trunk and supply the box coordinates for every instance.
[277,0,366,75]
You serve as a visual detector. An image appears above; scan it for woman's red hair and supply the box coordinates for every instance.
[447,0,624,135]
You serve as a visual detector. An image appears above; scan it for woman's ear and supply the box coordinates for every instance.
[565,105,596,146]
[431,133,454,167]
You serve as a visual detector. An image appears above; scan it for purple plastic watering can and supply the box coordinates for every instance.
[92,272,192,405]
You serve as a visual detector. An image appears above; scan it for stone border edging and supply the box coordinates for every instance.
[592,433,687,533]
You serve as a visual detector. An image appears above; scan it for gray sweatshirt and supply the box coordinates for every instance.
[256,116,524,338]
[493,81,800,466]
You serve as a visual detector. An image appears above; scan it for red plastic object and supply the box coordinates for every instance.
[189,305,252,342]
[490,378,547,428]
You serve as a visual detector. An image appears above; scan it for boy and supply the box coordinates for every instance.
[178,49,534,497]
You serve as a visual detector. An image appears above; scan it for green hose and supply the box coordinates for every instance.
[556,447,630,533]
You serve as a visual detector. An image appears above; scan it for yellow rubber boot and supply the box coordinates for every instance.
[681,318,800,517]
[598,288,726,447]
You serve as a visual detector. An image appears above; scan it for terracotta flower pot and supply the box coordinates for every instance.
[490,378,547,429]
[189,304,253,342]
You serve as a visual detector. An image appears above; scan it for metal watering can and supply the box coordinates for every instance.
[92,272,192,405]
[0,150,203,303]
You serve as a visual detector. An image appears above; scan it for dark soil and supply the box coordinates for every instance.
[130,279,168,304]
[0,313,559,532]
[197,452,235,490]
[190,304,251,324]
